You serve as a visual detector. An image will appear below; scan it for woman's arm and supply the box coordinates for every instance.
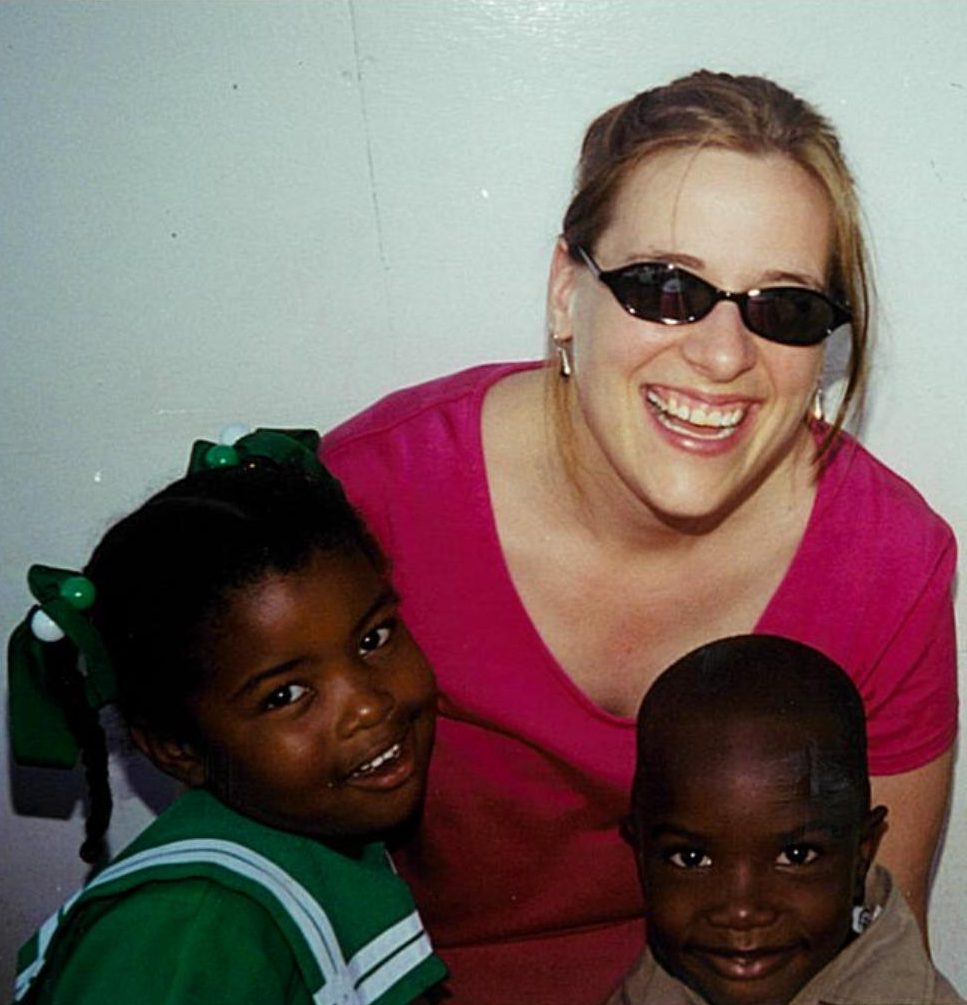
[870,748,954,949]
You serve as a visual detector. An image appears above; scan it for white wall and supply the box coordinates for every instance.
[1,0,965,990]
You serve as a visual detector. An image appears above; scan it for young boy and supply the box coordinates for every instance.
[609,634,962,1005]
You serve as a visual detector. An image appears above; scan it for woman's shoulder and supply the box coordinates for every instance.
[321,360,540,458]
[817,433,956,561]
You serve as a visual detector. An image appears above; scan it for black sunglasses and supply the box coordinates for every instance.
[573,245,850,347]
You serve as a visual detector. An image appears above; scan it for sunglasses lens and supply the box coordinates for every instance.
[606,266,715,323]
[592,251,847,346]
[745,290,835,346]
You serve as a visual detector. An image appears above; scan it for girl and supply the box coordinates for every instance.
[8,429,446,1005]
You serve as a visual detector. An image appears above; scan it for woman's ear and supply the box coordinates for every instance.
[854,804,888,900]
[546,237,579,344]
[130,724,207,788]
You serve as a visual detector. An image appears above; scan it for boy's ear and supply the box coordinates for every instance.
[854,804,888,899]
[620,812,649,890]
[130,724,207,788]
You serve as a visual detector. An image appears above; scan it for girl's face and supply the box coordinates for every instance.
[180,549,436,851]
[549,146,832,526]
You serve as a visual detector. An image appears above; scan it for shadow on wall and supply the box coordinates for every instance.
[9,709,180,851]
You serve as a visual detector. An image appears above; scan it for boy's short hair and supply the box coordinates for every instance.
[632,634,870,829]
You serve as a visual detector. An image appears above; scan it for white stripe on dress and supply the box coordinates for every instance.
[16,838,430,1005]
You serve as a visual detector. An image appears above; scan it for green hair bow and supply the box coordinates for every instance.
[8,565,115,768]
[187,427,324,479]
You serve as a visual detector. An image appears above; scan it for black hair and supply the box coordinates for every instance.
[70,457,382,862]
[632,634,870,832]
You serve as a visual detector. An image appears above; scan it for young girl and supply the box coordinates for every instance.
[8,428,447,1005]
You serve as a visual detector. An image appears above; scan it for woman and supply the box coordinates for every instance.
[321,71,957,1005]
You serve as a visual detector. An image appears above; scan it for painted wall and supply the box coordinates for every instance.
[2,0,965,991]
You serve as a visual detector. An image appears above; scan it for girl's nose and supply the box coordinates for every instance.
[704,863,780,930]
[679,301,758,383]
[335,667,396,738]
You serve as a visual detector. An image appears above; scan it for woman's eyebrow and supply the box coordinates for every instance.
[619,250,823,288]
[620,248,705,269]
[757,268,824,288]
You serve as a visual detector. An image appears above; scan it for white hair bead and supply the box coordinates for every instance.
[30,609,65,643]
[218,423,251,446]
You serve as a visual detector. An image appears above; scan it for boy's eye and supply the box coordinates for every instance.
[777,844,820,866]
[665,848,712,869]
[359,621,393,655]
[261,682,309,711]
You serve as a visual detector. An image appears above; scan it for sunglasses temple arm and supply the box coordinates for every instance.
[574,245,601,277]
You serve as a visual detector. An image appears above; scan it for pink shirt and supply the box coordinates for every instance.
[321,362,958,1005]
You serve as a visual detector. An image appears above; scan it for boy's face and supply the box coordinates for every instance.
[174,549,436,850]
[634,716,881,1005]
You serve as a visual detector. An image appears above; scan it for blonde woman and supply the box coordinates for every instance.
[322,71,957,1005]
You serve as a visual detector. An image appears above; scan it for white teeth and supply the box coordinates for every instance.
[646,390,745,430]
[352,742,402,777]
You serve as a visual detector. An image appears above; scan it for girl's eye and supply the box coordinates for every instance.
[666,848,712,869]
[359,621,393,655]
[262,682,309,711]
[777,844,820,866]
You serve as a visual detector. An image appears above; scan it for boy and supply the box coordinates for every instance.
[610,634,962,1005]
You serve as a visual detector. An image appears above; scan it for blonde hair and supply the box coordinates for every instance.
[556,70,872,457]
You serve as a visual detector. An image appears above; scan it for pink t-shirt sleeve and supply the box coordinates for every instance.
[860,536,956,773]
[758,439,958,775]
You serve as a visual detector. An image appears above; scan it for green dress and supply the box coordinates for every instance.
[14,789,446,1005]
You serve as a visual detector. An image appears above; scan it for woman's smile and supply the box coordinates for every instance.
[646,388,748,438]
[644,385,754,453]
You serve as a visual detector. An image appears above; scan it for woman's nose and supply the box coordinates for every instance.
[334,666,396,738]
[679,301,758,383]
[704,863,780,930]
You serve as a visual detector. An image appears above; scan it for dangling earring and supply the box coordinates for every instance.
[553,337,573,379]
[811,385,825,423]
